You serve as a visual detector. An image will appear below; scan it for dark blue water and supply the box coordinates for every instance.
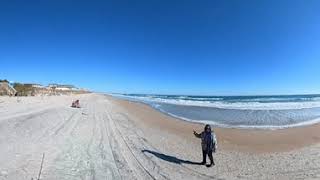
[113,94,320,129]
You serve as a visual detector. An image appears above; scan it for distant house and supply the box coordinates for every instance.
[57,85,77,91]
[48,83,59,88]
[21,83,45,89]
[30,84,45,89]
[48,84,77,91]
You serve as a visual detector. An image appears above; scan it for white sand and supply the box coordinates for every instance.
[0,94,320,180]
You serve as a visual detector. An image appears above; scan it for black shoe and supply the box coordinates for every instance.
[201,161,206,165]
[206,162,214,168]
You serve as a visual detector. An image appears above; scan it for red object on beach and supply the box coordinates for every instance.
[71,100,80,108]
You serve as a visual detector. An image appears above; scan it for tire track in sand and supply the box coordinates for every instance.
[112,111,217,180]
[105,108,162,180]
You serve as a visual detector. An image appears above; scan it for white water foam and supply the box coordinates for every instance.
[164,111,320,130]
[115,94,320,110]
[111,94,320,129]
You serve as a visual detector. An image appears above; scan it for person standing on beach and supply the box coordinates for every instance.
[193,124,217,167]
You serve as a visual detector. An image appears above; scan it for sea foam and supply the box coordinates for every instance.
[112,93,320,129]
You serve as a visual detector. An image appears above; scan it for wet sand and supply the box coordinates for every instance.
[109,95,320,153]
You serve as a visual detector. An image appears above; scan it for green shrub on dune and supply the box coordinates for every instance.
[13,83,35,96]
[0,79,9,83]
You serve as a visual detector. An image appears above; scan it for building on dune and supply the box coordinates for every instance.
[48,84,79,91]
[30,83,46,89]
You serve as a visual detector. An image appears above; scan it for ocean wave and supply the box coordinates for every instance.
[166,112,320,130]
[157,108,320,130]
[116,94,320,110]
[110,93,320,129]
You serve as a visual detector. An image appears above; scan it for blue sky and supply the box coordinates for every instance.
[1,0,320,95]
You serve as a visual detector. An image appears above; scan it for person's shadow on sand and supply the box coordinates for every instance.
[141,149,202,165]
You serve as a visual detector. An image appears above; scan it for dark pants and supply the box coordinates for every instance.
[202,150,214,164]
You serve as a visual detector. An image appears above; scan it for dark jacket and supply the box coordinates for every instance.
[194,131,217,151]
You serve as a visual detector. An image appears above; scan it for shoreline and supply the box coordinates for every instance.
[107,95,320,153]
[1,93,320,179]
[113,95,320,130]
[150,105,320,131]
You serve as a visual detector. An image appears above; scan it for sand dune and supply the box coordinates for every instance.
[0,94,320,180]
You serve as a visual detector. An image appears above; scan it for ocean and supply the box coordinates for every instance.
[112,94,320,129]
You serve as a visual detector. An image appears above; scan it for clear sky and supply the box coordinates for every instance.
[1,0,320,95]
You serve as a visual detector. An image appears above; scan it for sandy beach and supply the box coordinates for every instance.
[0,93,320,180]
